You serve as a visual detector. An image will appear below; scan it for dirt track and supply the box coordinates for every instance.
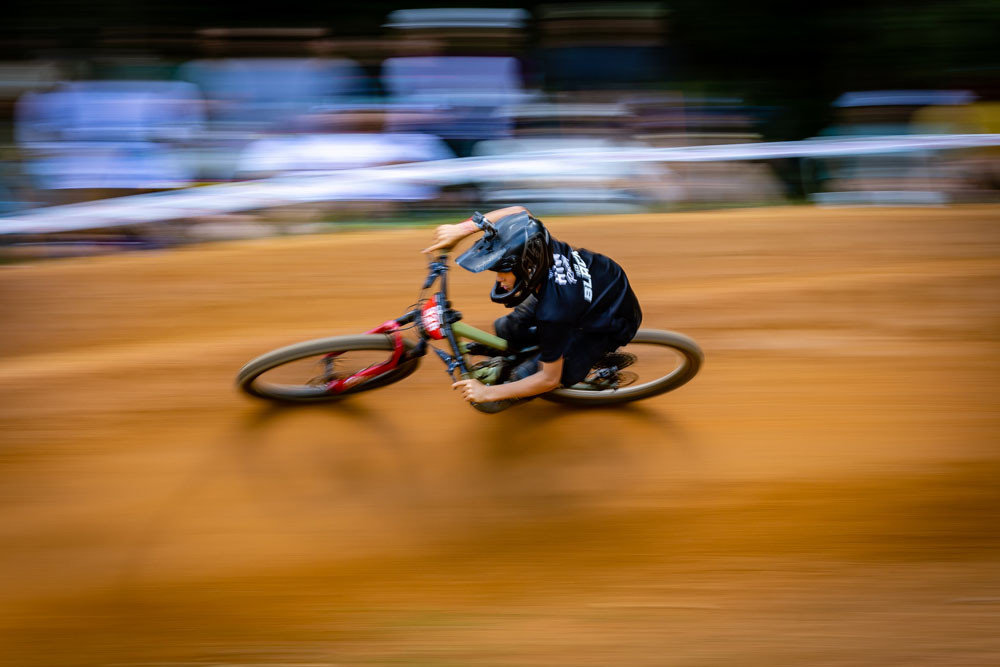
[2,206,999,666]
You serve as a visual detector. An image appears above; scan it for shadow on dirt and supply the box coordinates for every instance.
[440,399,706,510]
[479,399,698,462]
[226,398,422,506]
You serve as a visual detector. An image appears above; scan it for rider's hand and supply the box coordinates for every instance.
[422,221,477,255]
[452,378,493,403]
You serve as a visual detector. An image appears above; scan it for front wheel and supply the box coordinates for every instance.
[542,329,703,406]
[236,334,421,403]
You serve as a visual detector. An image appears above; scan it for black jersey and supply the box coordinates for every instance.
[534,238,642,363]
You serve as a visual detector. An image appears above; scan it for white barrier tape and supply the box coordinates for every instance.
[2,134,998,235]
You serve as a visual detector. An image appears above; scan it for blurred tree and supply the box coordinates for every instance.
[4,0,997,135]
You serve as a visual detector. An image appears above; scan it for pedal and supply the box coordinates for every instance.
[594,351,636,371]
[585,366,621,389]
[581,352,639,390]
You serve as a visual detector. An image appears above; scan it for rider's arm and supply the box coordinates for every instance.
[423,206,530,254]
[484,205,530,223]
[453,357,563,402]
[459,316,567,401]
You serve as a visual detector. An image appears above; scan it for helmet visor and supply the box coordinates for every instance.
[456,236,506,273]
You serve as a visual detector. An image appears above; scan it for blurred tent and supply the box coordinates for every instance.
[825,90,977,136]
[807,90,984,204]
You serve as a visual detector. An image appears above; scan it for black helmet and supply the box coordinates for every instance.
[456,210,551,307]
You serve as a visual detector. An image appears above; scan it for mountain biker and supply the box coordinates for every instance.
[423,205,642,412]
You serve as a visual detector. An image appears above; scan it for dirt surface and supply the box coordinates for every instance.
[2,206,999,666]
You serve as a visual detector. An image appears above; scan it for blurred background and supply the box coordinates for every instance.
[3,4,1000,665]
[1,1,998,256]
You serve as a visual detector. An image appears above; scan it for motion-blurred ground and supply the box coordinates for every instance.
[2,206,999,666]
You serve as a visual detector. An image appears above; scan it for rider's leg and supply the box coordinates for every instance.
[560,331,622,387]
[476,330,617,412]
[494,294,539,349]
[470,296,541,413]
[559,314,641,386]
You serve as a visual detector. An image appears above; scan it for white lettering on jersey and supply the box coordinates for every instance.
[571,251,593,302]
[549,253,577,286]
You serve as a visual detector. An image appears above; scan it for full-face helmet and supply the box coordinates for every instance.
[456,210,552,307]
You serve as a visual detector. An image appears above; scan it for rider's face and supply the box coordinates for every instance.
[496,271,516,291]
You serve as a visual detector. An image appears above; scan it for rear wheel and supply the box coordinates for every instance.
[543,329,702,406]
[236,334,420,403]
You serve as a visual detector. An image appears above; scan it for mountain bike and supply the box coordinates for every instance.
[236,252,703,412]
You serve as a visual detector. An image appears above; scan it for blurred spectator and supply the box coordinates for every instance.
[177,57,371,130]
[381,8,537,156]
[625,93,786,205]
[175,28,375,181]
[472,102,666,214]
[234,107,457,224]
[381,55,531,155]
[0,59,70,212]
[14,80,205,202]
[626,94,766,148]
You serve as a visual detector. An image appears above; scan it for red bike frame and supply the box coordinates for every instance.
[323,320,408,394]
[320,253,513,395]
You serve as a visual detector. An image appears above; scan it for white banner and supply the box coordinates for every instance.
[3,134,999,235]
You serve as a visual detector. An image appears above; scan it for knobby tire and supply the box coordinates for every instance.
[236,334,420,403]
[542,329,703,406]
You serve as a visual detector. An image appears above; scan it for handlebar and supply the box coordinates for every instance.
[422,253,450,290]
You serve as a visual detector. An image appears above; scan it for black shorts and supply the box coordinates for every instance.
[494,295,638,386]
